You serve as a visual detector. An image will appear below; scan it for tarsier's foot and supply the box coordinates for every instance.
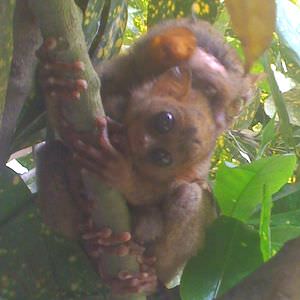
[82,226,157,295]
[82,227,132,257]
[149,27,197,67]
[108,266,157,295]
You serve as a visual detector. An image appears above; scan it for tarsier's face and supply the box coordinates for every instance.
[124,85,217,181]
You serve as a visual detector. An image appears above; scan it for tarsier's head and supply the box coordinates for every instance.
[124,43,253,182]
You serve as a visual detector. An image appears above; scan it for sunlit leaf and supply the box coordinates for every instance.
[181,217,263,300]
[148,0,219,27]
[214,155,296,221]
[262,52,294,146]
[225,0,276,70]
[259,185,272,260]
[257,117,277,158]
[91,1,128,63]
[0,0,15,125]
[233,93,260,130]
[82,0,106,48]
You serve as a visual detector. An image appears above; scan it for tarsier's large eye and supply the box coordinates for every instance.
[153,111,175,134]
[149,148,172,167]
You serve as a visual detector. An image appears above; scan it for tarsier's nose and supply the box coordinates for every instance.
[138,134,155,149]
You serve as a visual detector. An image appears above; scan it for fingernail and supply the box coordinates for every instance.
[74,61,85,71]
[76,79,88,90]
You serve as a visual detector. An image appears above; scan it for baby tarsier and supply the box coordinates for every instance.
[36,19,253,296]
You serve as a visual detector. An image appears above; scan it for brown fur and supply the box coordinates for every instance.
[93,19,252,284]
[38,19,253,288]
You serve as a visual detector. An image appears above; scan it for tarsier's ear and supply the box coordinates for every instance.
[151,66,191,101]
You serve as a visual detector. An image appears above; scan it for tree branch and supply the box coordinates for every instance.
[27,1,143,299]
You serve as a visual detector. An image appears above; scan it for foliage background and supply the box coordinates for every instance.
[0,0,300,299]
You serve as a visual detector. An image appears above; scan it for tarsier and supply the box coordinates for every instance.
[36,19,253,296]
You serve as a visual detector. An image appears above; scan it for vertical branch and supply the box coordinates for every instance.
[28,1,144,299]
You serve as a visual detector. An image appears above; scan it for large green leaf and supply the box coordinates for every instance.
[148,0,219,27]
[0,205,106,300]
[0,0,16,125]
[90,0,128,63]
[214,155,296,221]
[248,182,300,251]
[180,217,263,300]
[0,168,106,300]
[270,182,300,251]
[276,0,300,66]
[259,185,272,260]
[0,167,31,224]
[82,0,106,48]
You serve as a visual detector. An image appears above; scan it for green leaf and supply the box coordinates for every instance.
[276,0,300,66]
[180,216,263,300]
[90,1,128,62]
[0,0,16,125]
[11,111,46,154]
[214,155,296,221]
[148,0,219,27]
[270,182,300,250]
[259,185,272,260]
[0,167,31,225]
[233,94,260,130]
[82,0,106,48]
[0,204,106,300]
[257,117,277,158]
[262,52,294,146]
[0,168,106,299]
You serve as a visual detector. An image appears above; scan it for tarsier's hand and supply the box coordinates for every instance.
[82,227,158,295]
[67,116,134,193]
[36,37,88,100]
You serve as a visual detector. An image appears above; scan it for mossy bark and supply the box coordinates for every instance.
[28,1,144,299]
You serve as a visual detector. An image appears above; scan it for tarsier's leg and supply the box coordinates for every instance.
[147,182,216,284]
[35,140,83,240]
